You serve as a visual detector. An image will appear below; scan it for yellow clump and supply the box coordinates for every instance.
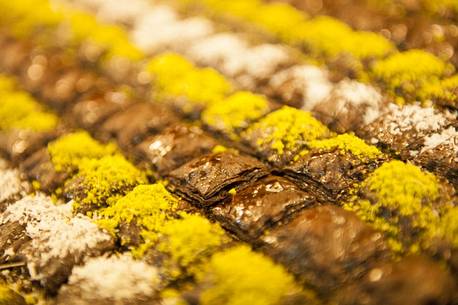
[0,284,22,305]
[435,207,458,248]
[48,131,117,172]
[145,53,194,78]
[248,2,307,42]
[423,75,458,106]
[66,10,99,44]
[347,31,395,59]
[70,155,147,211]
[197,245,301,305]
[371,50,453,102]
[0,0,62,39]
[202,91,270,138]
[0,92,58,132]
[65,8,143,61]
[297,16,394,59]
[97,184,178,241]
[0,75,15,92]
[146,53,232,112]
[157,214,228,278]
[91,24,143,61]
[307,133,383,160]
[243,106,331,155]
[297,17,352,56]
[422,0,458,13]
[345,160,446,253]
[212,145,227,153]
[200,0,261,20]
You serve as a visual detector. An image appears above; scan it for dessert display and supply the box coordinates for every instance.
[0,0,457,304]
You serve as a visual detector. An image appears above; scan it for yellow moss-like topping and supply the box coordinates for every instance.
[65,9,143,61]
[345,160,444,252]
[146,53,232,112]
[297,16,394,59]
[0,75,15,92]
[92,24,143,61]
[348,31,395,59]
[97,184,178,241]
[202,91,270,138]
[199,0,261,20]
[0,285,18,304]
[66,10,98,43]
[0,92,58,132]
[157,214,228,278]
[48,131,117,172]
[0,0,62,38]
[423,75,458,106]
[423,0,458,13]
[212,145,227,153]
[248,2,307,42]
[145,53,194,78]
[372,50,452,102]
[307,133,383,160]
[198,245,299,305]
[70,155,147,211]
[243,106,330,155]
[436,207,458,248]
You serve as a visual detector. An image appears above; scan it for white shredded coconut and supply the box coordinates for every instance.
[238,44,290,88]
[1,195,112,279]
[96,0,151,24]
[270,65,333,109]
[0,194,69,225]
[330,80,383,124]
[131,7,213,52]
[383,104,453,136]
[66,254,159,301]
[0,169,27,203]
[421,126,458,154]
[187,32,248,76]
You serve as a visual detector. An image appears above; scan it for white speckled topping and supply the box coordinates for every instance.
[0,168,27,204]
[133,15,214,53]
[131,6,178,51]
[0,194,69,225]
[164,17,214,51]
[1,195,112,279]
[421,126,458,155]
[65,254,159,301]
[331,80,383,124]
[382,104,453,136]
[96,0,151,24]
[240,44,290,87]
[270,65,333,109]
[187,33,248,76]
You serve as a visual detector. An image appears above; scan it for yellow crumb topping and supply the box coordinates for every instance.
[70,155,147,211]
[345,160,449,253]
[372,50,453,103]
[97,184,178,242]
[248,2,308,41]
[197,245,303,305]
[146,53,232,112]
[202,91,270,138]
[243,106,331,155]
[306,133,383,160]
[48,131,117,172]
[298,17,394,59]
[157,214,229,278]
[0,92,58,132]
